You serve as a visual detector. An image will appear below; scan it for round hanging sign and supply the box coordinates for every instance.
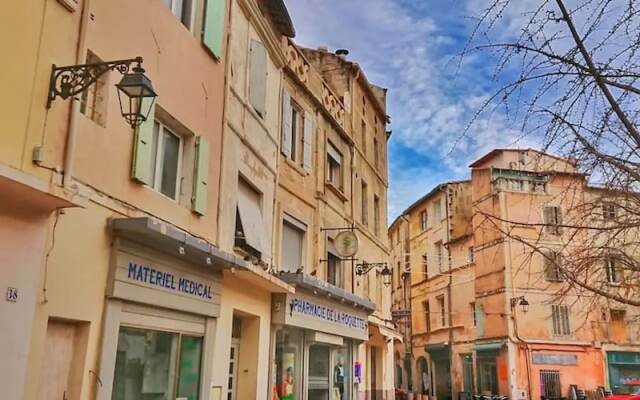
[334,231,359,257]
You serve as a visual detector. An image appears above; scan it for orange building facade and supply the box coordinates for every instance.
[390,149,640,400]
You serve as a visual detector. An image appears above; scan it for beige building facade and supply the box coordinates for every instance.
[1,1,399,400]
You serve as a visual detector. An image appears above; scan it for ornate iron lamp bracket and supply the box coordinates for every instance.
[47,57,143,108]
[355,261,388,276]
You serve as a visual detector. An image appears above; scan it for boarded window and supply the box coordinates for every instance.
[611,310,626,342]
[551,305,570,336]
[603,203,616,220]
[434,198,442,222]
[249,40,267,117]
[543,206,563,235]
[544,251,562,282]
[437,295,446,327]
[374,195,381,236]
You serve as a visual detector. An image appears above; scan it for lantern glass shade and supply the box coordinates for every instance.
[381,265,392,287]
[519,298,530,313]
[116,67,157,128]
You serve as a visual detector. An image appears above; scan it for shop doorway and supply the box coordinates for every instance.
[371,347,379,400]
[228,340,240,400]
[309,344,331,400]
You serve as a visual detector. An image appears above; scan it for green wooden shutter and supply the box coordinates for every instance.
[302,112,313,174]
[192,136,210,215]
[203,0,225,58]
[249,40,267,117]
[131,97,156,185]
[281,89,292,157]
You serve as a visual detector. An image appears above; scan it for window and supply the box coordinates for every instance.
[327,239,343,288]
[281,215,306,273]
[603,203,616,221]
[435,241,444,272]
[551,305,571,336]
[112,326,202,400]
[150,121,183,199]
[543,206,563,235]
[518,151,527,165]
[423,301,431,332]
[605,255,621,284]
[275,329,303,400]
[162,0,195,29]
[437,295,446,327]
[422,251,428,279]
[544,251,563,282]
[540,370,561,400]
[249,40,267,117]
[374,195,381,235]
[434,198,442,222]
[361,180,368,226]
[420,210,428,231]
[80,51,108,126]
[374,137,379,169]
[361,120,367,156]
[326,141,343,190]
[478,358,498,394]
[468,246,475,264]
[282,100,305,164]
[471,302,477,327]
[236,177,265,258]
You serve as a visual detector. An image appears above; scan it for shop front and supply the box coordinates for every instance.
[607,352,640,394]
[272,273,375,400]
[96,217,240,400]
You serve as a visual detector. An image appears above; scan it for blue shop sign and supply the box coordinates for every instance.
[127,262,212,300]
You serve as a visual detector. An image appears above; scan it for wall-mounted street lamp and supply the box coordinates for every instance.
[355,261,392,287]
[510,296,530,313]
[47,56,156,128]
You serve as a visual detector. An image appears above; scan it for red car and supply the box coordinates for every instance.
[609,383,640,400]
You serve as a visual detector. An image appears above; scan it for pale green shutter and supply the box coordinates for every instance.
[281,90,292,157]
[203,0,226,58]
[476,303,485,337]
[131,97,156,185]
[192,136,210,215]
[302,113,313,174]
[249,40,267,117]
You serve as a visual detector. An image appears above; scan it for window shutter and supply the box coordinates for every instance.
[543,206,553,233]
[249,40,267,117]
[281,90,292,157]
[476,303,485,337]
[191,136,210,215]
[131,97,156,185]
[556,207,563,234]
[302,113,314,174]
[202,0,225,58]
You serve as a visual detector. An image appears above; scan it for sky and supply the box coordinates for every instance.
[285,0,535,221]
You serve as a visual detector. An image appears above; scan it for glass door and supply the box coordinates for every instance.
[332,346,351,400]
[227,341,239,400]
[308,344,330,400]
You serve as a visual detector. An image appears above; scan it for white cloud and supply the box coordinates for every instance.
[286,0,535,218]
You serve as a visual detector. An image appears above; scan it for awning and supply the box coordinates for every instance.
[109,217,293,293]
[472,341,506,352]
[277,272,376,312]
[424,342,449,358]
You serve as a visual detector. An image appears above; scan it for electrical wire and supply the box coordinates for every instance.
[42,209,62,303]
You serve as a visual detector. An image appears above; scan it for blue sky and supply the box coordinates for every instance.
[286,0,534,221]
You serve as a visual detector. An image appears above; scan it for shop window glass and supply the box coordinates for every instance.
[334,345,352,400]
[112,326,202,400]
[309,344,330,400]
[275,329,303,400]
[478,358,498,395]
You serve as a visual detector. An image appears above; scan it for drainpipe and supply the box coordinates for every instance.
[400,214,413,392]
[62,0,92,188]
[443,185,455,398]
